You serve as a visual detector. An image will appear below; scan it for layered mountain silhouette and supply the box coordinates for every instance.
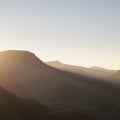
[0,86,58,120]
[0,50,120,120]
[0,86,94,120]
[46,61,115,78]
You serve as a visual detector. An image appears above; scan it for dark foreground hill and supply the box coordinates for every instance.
[0,86,93,120]
[0,86,57,120]
[0,50,120,120]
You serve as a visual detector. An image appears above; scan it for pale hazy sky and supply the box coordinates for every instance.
[0,0,120,69]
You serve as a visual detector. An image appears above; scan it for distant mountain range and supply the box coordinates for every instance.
[46,61,116,78]
[0,50,120,120]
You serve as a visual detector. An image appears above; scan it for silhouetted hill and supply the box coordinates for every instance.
[0,50,120,120]
[0,86,94,120]
[0,86,58,120]
[0,50,46,68]
[46,61,86,77]
[46,61,115,78]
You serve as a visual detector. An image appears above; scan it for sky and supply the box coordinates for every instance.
[0,0,120,69]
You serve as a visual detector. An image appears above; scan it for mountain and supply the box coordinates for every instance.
[46,61,115,78]
[0,50,120,119]
[0,85,94,120]
[0,86,58,120]
[90,66,107,70]
[109,70,120,80]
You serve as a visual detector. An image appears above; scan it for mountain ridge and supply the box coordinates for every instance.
[46,61,115,78]
[0,50,120,120]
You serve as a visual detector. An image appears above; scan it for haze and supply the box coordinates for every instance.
[0,0,120,69]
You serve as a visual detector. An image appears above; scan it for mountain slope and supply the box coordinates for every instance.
[0,86,94,120]
[109,70,120,80]
[0,50,120,120]
[46,61,115,78]
[0,86,58,120]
